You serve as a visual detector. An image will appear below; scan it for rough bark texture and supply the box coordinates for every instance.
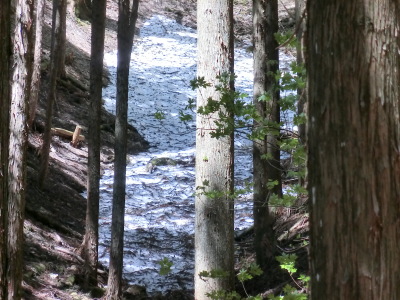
[81,0,107,288]
[0,0,11,298]
[307,1,400,299]
[28,0,45,128]
[252,0,281,270]
[105,0,139,298]
[195,0,235,298]
[7,0,33,298]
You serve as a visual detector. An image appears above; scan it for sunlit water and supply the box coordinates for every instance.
[95,15,294,294]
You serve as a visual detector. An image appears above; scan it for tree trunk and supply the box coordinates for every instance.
[307,1,400,299]
[0,0,11,297]
[295,0,306,145]
[7,0,34,298]
[105,0,139,298]
[195,0,235,298]
[81,0,107,288]
[57,0,67,78]
[39,0,64,186]
[28,0,45,129]
[252,0,281,270]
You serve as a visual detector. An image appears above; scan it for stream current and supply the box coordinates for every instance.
[97,15,294,294]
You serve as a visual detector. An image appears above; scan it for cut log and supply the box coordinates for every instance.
[51,126,85,143]
[71,125,82,147]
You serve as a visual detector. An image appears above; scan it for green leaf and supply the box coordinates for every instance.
[199,269,229,279]
[276,254,298,275]
[158,257,173,276]
[190,76,211,90]
[154,110,166,120]
[267,180,279,190]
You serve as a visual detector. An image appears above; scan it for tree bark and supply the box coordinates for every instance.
[105,0,139,298]
[307,1,400,299]
[81,0,107,288]
[0,0,11,297]
[252,0,281,270]
[57,0,67,78]
[39,0,64,186]
[7,0,34,298]
[28,0,45,129]
[195,0,235,298]
[295,0,306,145]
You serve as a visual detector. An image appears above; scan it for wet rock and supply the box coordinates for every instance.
[123,284,148,300]
[150,157,178,166]
[146,157,178,173]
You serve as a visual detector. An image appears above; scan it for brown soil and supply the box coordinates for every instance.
[23,0,300,299]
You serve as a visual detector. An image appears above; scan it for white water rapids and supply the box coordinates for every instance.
[95,15,294,294]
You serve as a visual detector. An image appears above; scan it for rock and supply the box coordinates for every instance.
[146,157,179,173]
[123,284,148,300]
[150,157,178,166]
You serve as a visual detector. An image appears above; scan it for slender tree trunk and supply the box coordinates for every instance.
[295,0,306,144]
[7,0,34,298]
[307,1,400,299]
[39,0,64,186]
[0,0,11,297]
[81,0,107,288]
[28,0,45,129]
[195,0,235,298]
[252,0,281,270]
[105,0,139,298]
[57,0,67,78]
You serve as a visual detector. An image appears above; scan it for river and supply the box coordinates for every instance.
[96,15,294,294]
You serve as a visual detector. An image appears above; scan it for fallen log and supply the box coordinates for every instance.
[51,126,85,143]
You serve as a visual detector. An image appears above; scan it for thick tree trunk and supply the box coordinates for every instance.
[195,0,235,298]
[28,0,45,129]
[252,0,281,270]
[7,0,33,298]
[81,0,107,288]
[0,0,11,297]
[105,0,139,298]
[307,1,400,299]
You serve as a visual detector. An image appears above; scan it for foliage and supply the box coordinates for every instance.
[157,257,173,276]
[184,33,309,299]
[267,254,309,300]
[195,179,253,204]
[200,263,263,300]
[275,31,298,49]
[184,61,307,181]
[199,269,230,279]
[153,109,166,120]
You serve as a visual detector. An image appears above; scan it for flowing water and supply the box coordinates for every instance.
[95,15,294,294]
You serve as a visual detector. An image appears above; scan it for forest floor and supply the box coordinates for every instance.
[23,0,306,299]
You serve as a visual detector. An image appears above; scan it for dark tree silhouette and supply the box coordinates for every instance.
[105,0,139,298]
[80,0,107,288]
[252,0,281,270]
